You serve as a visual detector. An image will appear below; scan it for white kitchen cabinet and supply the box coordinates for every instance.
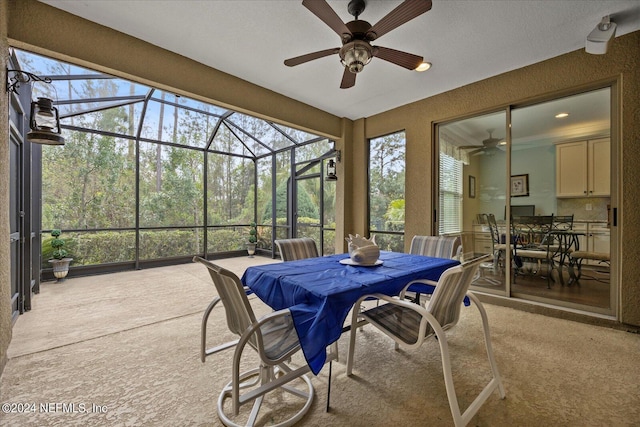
[556,138,610,197]
[474,233,493,254]
[472,225,493,254]
[588,223,611,255]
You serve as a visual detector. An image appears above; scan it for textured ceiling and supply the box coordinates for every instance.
[40,0,640,121]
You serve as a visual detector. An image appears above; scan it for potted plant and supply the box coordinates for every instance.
[247,222,258,257]
[48,229,73,282]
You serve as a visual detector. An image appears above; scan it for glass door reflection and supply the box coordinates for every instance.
[438,110,508,293]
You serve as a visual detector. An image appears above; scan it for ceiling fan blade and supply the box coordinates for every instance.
[459,145,482,150]
[284,48,340,67]
[469,148,485,156]
[366,0,432,41]
[373,46,423,70]
[340,68,356,89]
[302,0,351,39]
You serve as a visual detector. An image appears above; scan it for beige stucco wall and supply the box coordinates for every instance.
[0,0,11,375]
[360,31,640,327]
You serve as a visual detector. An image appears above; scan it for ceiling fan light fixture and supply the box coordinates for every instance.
[339,40,373,73]
[415,61,431,72]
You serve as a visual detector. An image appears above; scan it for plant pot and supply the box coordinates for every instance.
[247,243,256,257]
[49,258,73,282]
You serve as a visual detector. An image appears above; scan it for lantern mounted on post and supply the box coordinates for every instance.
[326,159,338,181]
[28,97,65,145]
[325,149,341,181]
[6,69,65,145]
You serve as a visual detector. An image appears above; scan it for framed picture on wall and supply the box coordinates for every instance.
[511,174,529,197]
[469,175,476,198]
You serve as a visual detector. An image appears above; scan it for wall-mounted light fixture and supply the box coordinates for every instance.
[586,15,617,55]
[326,159,338,181]
[326,148,341,181]
[7,69,65,145]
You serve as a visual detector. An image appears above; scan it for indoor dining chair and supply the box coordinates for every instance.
[512,215,556,288]
[346,254,505,427]
[194,256,315,427]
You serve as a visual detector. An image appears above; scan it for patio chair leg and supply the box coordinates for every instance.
[326,360,332,412]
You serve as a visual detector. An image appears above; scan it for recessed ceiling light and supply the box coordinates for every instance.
[415,62,432,72]
[555,112,569,118]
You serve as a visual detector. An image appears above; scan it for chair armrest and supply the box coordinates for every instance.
[401,279,471,307]
[364,293,431,315]
[400,279,438,298]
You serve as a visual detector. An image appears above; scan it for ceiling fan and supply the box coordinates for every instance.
[459,129,504,156]
[284,0,432,89]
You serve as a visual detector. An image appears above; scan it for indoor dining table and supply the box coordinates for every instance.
[240,251,459,375]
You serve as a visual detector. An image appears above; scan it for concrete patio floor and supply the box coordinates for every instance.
[8,256,281,358]
[2,255,639,426]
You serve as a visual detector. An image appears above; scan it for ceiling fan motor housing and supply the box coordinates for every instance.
[340,20,375,73]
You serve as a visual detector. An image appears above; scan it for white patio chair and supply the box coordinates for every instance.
[275,237,319,261]
[346,254,505,427]
[409,234,462,259]
[194,256,315,427]
[405,234,461,304]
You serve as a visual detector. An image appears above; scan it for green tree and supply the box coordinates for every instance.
[261,179,318,222]
[369,132,406,232]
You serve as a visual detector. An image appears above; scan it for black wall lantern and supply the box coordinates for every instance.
[326,159,338,181]
[326,148,341,181]
[27,97,65,145]
[7,69,65,145]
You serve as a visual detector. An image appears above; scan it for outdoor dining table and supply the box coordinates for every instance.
[240,251,459,375]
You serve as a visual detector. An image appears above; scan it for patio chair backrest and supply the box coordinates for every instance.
[426,255,489,332]
[193,257,257,342]
[275,237,319,261]
[409,235,461,259]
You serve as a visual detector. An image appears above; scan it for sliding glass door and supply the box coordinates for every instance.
[438,111,507,293]
[436,86,615,315]
[510,88,613,312]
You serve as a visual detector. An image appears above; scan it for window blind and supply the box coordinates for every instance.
[439,153,463,234]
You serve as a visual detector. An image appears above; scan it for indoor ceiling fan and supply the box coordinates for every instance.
[459,129,504,156]
[284,0,432,89]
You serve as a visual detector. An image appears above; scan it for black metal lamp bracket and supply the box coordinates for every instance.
[6,69,52,94]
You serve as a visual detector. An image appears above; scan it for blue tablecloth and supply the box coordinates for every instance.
[241,251,459,375]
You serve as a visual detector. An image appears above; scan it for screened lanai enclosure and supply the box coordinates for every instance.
[10,49,337,291]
